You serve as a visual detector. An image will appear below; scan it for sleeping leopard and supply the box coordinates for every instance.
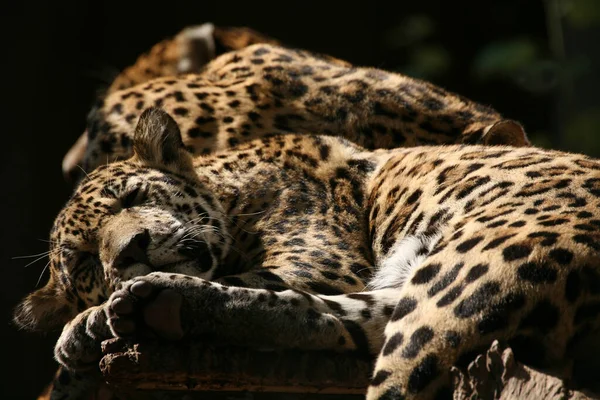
[18,22,584,400]
[62,25,529,182]
[21,22,576,399]
[15,108,600,399]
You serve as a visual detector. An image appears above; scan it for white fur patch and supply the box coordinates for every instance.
[368,233,441,290]
[178,23,216,73]
[184,22,215,41]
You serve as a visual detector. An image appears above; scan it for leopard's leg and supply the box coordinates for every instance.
[105,271,399,355]
[365,293,493,400]
[51,271,395,397]
[53,305,111,371]
[49,304,118,400]
[365,271,600,400]
[53,246,377,371]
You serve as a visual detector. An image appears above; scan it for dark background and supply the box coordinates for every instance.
[2,1,599,398]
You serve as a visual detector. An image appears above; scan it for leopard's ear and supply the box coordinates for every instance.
[481,120,530,147]
[13,280,76,332]
[176,23,216,73]
[62,132,88,183]
[133,107,194,172]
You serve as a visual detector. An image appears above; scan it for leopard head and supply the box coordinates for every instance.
[14,108,230,331]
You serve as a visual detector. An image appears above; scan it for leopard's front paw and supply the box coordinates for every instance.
[107,273,185,341]
[54,307,107,371]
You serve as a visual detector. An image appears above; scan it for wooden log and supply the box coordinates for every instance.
[100,338,371,399]
[99,339,598,400]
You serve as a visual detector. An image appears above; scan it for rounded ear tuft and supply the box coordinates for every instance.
[133,107,188,168]
[481,120,530,147]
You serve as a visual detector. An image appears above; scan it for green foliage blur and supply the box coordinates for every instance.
[380,0,600,156]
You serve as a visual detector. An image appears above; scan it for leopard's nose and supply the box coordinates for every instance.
[113,229,151,269]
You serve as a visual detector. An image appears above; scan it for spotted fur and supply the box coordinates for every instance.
[16,109,600,399]
[44,25,527,399]
[63,23,281,181]
[63,40,528,181]
[111,24,281,94]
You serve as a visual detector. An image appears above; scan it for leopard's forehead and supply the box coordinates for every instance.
[51,161,209,250]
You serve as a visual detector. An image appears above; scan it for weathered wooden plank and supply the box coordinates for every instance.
[100,338,371,398]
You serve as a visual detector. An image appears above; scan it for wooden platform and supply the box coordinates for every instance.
[99,339,599,400]
[100,338,372,399]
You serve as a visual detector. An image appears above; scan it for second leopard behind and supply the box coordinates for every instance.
[65,42,529,179]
